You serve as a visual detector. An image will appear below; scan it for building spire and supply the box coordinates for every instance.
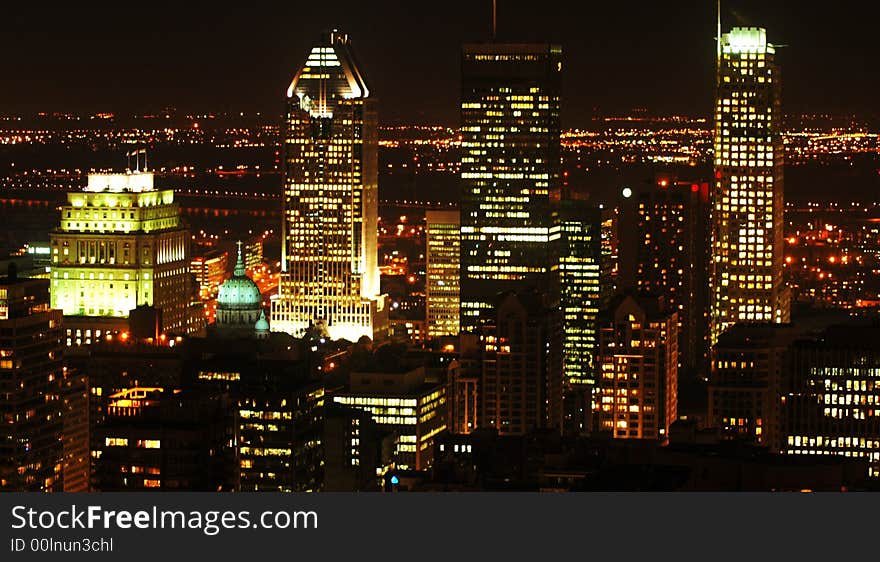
[234,241,245,277]
[492,0,497,41]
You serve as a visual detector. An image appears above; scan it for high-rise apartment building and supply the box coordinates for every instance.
[459,42,562,332]
[426,210,461,339]
[596,294,678,441]
[50,171,196,345]
[711,27,789,345]
[0,274,65,491]
[480,291,563,435]
[635,176,710,374]
[272,30,387,342]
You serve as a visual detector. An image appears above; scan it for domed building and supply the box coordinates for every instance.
[214,242,269,339]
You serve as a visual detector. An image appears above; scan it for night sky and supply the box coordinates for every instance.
[1,0,877,126]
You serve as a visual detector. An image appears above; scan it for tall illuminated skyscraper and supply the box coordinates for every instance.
[552,200,606,434]
[50,171,197,345]
[425,210,460,339]
[272,30,386,342]
[711,27,789,345]
[459,42,562,331]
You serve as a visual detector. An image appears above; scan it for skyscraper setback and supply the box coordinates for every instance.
[711,27,789,345]
[271,30,386,342]
[459,42,562,331]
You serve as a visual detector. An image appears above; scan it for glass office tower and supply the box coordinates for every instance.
[272,30,386,342]
[459,42,562,331]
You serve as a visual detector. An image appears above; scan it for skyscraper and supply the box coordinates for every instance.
[50,171,197,345]
[711,27,789,345]
[425,210,461,340]
[552,199,605,434]
[271,30,387,342]
[552,200,604,388]
[635,176,710,374]
[459,42,562,331]
[0,273,65,491]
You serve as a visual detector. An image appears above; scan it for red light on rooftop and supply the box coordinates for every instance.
[691,183,699,193]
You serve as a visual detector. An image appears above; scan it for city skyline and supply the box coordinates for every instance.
[2,1,879,124]
[4,3,880,497]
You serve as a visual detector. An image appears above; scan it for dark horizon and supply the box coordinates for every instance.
[2,1,879,126]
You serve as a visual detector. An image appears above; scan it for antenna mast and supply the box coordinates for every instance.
[492,0,497,41]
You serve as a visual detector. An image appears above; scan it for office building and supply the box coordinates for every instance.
[711,27,789,345]
[0,274,65,491]
[551,200,605,434]
[272,30,387,342]
[242,237,263,272]
[596,294,678,441]
[426,210,461,339]
[459,42,562,331]
[50,171,197,345]
[333,366,446,471]
[784,326,880,478]
[191,248,228,300]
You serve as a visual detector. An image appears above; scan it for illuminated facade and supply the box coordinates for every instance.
[711,27,789,345]
[552,200,603,387]
[272,30,386,342]
[784,326,880,478]
[460,42,562,331]
[333,367,446,471]
[596,294,678,441]
[636,177,710,374]
[0,276,65,491]
[425,210,460,339]
[552,200,604,434]
[213,242,269,339]
[191,249,228,300]
[237,383,325,492]
[50,171,195,345]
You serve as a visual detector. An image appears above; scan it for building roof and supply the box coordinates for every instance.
[217,242,261,311]
[286,29,370,106]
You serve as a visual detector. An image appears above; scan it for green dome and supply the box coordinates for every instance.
[255,309,270,332]
[217,242,262,310]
